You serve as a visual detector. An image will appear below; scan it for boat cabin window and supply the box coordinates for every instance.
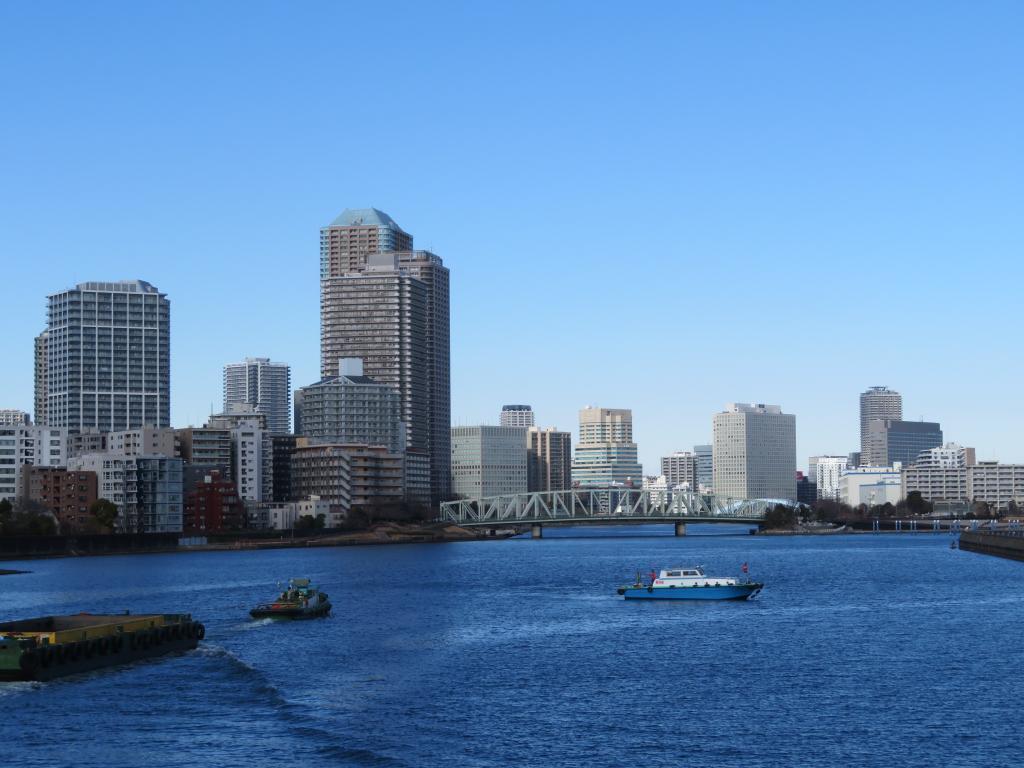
[665,571,682,577]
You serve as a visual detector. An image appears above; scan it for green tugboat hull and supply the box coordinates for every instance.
[249,602,331,620]
[250,578,331,620]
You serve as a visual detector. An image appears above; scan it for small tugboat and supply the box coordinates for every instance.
[0,613,204,682]
[250,578,331,620]
[618,566,763,601]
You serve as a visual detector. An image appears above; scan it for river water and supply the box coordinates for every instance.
[2,527,1023,767]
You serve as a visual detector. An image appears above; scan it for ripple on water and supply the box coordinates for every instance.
[2,534,1023,768]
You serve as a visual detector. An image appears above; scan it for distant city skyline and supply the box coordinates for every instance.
[4,4,1023,474]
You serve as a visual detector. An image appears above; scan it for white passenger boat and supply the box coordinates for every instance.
[618,566,763,600]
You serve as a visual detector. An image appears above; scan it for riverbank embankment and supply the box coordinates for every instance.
[958,531,1024,562]
[0,523,499,562]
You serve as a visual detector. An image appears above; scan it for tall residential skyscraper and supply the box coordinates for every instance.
[860,387,902,456]
[527,426,572,492]
[395,249,450,503]
[571,407,643,487]
[223,357,291,434]
[33,330,48,425]
[320,209,451,503]
[501,405,535,428]
[42,281,170,433]
[321,253,429,452]
[713,403,796,500]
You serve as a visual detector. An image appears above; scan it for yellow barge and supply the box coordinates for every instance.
[0,613,204,682]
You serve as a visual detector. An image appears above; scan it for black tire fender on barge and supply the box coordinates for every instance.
[195,623,206,640]
[19,650,39,673]
[38,645,54,667]
[110,634,124,653]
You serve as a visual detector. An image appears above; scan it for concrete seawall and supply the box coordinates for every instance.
[959,531,1024,562]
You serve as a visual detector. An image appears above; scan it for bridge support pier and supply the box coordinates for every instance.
[531,524,543,539]
[674,521,687,537]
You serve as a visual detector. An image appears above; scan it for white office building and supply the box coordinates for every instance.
[809,455,848,500]
[248,497,346,531]
[500,405,535,428]
[839,466,902,507]
[643,474,670,506]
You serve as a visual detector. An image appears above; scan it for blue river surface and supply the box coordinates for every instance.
[2,527,1024,768]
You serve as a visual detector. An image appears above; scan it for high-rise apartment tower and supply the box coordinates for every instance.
[223,357,292,434]
[40,281,169,433]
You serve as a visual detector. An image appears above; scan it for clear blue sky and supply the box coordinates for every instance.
[2,1,1022,473]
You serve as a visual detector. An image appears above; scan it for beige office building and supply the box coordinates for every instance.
[571,407,643,487]
[713,403,796,500]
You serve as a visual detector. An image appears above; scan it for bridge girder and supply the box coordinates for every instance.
[438,488,782,527]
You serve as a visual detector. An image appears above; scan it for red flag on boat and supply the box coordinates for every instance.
[741,562,749,574]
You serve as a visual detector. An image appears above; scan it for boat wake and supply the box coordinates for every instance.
[0,681,42,698]
[194,645,405,766]
[232,617,276,631]
[194,644,292,709]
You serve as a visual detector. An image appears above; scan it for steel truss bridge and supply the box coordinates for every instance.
[438,487,781,536]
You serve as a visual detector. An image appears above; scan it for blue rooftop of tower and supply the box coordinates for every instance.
[329,208,402,229]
